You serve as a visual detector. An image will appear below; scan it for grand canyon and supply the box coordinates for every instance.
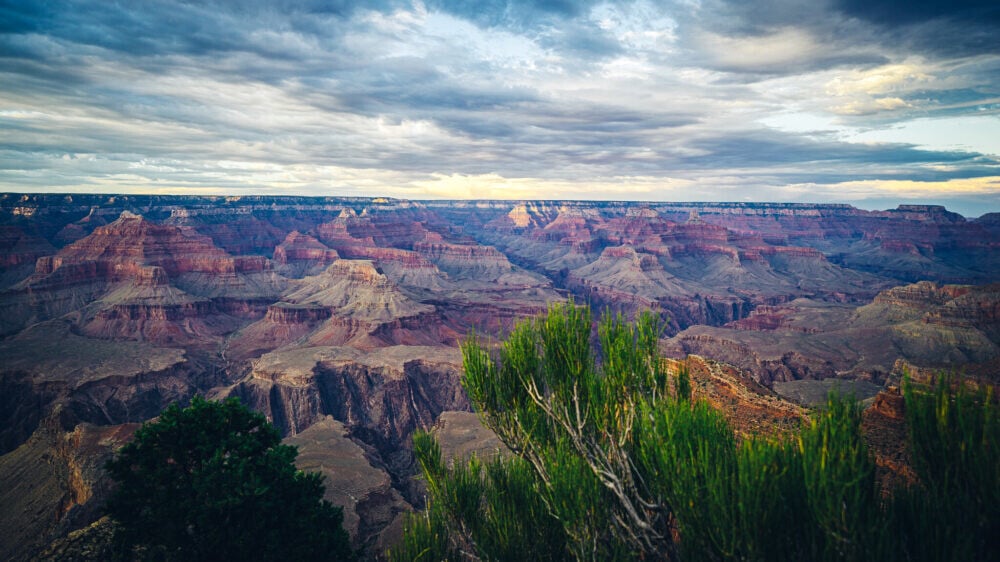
[0,193,997,559]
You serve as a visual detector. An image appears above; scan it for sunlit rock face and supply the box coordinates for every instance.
[1,194,998,559]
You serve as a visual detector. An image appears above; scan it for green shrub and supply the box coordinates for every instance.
[393,304,999,562]
[389,433,570,562]
[105,396,354,562]
[888,376,999,561]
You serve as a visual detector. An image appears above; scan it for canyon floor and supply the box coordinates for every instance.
[1,194,998,560]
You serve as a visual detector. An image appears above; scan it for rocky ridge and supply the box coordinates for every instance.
[663,282,1000,396]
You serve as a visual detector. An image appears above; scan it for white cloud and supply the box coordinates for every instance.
[695,27,822,72]
[832,96,912,116]
[825,63,932,97]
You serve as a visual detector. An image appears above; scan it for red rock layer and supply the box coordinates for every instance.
[584,246,663,274]
[737,245,824,263]
[728,306,819,333]
[81,301,236,345]
[305,312,458,351]
[265,303,333,324]
[273,232,340,265]
[337,247,436,270]
[29,213,269,289]
[413,241,506,261]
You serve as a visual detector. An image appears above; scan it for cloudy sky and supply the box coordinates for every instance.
[1,1,999,215]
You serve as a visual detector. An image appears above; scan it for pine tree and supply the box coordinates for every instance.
[105,396,355,562]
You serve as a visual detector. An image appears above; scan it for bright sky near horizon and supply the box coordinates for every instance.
[1,1,999,215]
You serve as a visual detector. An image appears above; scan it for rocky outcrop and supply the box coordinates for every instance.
[0,319,215,455]
[872,280,971,308]
[412,241,550,290]
[531,205,600,247]
[0,417,138,562]
[664,222,730,245]
[484,202,554,232]
[314,208,380,249]
[231,346,468,518]
[285,417,412,555]
[434,300,551,336]
[265,302,333,324]
[562,245,757,331]
[228,258,459,360]
[479,203,888,335]
[728,305,820,333]
[431,411,505,466]
[666,356,806,437]
[926,285,1000,330]
[224,303,334,360]
[976,212,1000,238]
[43,212,259,277]
[166,209,287,255]
[871,388,905,420]
[242,346,463,431]
[80,300,237,346]
[738,245,824,262]
[337,246,436,270]
[0,371,53,455]
[867,281,1000,333]
[315,205,451,252]
[594,245,664,270]
[284,260,433,322]
[665,282,1000,388]
[664,330,842,385]
[1,212,284,338]
[273,231,340,277]
[861,371,919,493]
[415,241,508,267]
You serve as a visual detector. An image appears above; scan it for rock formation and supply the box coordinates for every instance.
[1,194,998,560]
[663,283,1000,394]
[273,231,340,278]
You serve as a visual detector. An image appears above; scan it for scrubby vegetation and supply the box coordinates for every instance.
[105,396,354,562]
[390,303,998,561]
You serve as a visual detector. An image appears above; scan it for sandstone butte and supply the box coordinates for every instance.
[0,194,998,560]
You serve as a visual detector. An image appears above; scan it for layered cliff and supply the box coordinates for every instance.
[273,231,340,278]
[227,259,454,359]
[229,344,469,551]
[475,203,888,333]
[664,282,1000,392]
[0,212,284,339]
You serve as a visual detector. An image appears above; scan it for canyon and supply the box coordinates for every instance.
[1,194,998,560]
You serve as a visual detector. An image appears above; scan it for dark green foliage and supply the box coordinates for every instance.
[631,392,883,561]
[389,433,570,562]
[675,362,691,402]
[889,377,999,561]
[461,304,671,559]
[394,304,1000,561]
[105,396,354,562]
[387,503,456,562]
